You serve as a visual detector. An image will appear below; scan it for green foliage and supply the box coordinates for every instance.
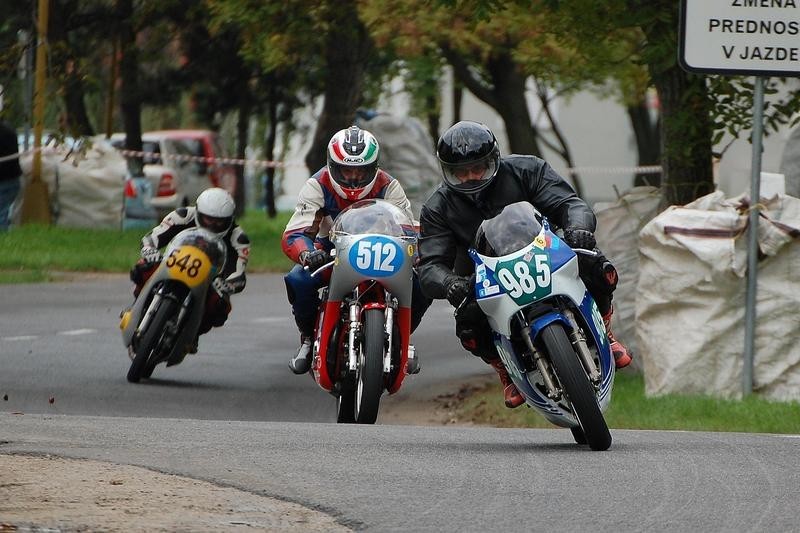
[0,210,293,284]
[456,372,800,434]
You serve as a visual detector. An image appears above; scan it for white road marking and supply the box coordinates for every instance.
[2,335,39,341]
[58,329,97,336]
[251,317,291,324]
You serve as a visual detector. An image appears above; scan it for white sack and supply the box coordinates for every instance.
[636,190,800,401]
[356,113,440,220]
[18,137,126,229]
[593,186,662,365]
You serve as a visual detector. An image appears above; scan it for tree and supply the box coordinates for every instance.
[531,0,800,207]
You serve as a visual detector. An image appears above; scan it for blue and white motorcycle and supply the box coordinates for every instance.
[466,201,614,450]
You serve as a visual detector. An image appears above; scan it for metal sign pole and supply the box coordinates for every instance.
[743,76,765,396]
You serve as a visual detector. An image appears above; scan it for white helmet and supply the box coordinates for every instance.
[196,187,235,236]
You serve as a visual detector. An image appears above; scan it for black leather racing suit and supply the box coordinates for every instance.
[417,155,613,360]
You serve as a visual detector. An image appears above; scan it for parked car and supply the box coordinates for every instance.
[122,172,157,229]
[146,129,238,200]
[110,132,215,218]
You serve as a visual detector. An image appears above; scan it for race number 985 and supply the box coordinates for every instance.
[496,254,551,303]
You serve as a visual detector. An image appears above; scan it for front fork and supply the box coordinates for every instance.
[517,306,602,400]
[563,308,602,385]
[347,301,361,372]
[346,294,394,374]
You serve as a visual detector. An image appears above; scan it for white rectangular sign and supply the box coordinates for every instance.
[680,0,800,75]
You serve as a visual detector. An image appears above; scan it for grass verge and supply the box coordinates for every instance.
[451,372,800,434]
[0,210,293,283]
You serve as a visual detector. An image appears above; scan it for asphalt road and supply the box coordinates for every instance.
[0,273,487,422]
[2,274,799,531]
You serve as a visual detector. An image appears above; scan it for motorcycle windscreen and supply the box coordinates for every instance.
[331,199,412,238]
[474,202,543,257]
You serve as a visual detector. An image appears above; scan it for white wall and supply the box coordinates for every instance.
[273,73,799,210]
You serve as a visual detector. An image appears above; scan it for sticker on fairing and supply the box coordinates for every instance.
[348,236,403,278]
[494,251,552,305]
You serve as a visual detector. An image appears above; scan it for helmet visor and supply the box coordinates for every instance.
[441,152,498,192]
[330,163,377,189]
[198,213,232,234]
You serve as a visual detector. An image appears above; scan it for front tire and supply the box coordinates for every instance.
[542,323,611,451]
[127,298,177,383]
[354,308,385,424]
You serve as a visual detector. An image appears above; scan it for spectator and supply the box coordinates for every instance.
[0,119,22,231]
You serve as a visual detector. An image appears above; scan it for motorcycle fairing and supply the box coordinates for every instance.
[313,233,414,394]
[469,225,614,422]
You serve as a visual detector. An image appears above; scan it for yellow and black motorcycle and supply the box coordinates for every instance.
[119,227,226,382]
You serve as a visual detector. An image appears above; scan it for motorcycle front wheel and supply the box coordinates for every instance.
[354,308,385,424]
[127,298,177,383]
[542,323,612,451]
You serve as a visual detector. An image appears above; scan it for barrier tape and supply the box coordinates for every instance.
[565,165,662,175]
[113,148,293,168]
[5,145,665,175]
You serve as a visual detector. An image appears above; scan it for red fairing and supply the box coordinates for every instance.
[312,299,341,391]
[387,305,411,394]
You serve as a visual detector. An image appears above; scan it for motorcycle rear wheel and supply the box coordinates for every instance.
[542,323,611,451]
[354,308,385,424]
[127,298,177,383]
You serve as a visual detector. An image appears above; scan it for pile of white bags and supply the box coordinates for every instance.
[636,191,800,401]
[593,186,662,365]
[16,136,127,229]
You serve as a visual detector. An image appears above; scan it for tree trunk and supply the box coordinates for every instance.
[235,86,250,217]
[304,0,372,174]
[264,95,278,218]
[50,0,94,137]
[486,53,542,158]
[627,100,661,187]
[116,0,143,177]
[652,64,714,208]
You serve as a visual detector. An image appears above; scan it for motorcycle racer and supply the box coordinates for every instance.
[129,187,250,353]
[282,125,432,374]
[418,121,631,409]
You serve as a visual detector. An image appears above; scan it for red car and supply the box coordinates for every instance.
[146,129,238,199]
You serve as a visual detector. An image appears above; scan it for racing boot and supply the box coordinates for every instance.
[602,306,632,369]
[487,358,525,408]
[289,335,312,374]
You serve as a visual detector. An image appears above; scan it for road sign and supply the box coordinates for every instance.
[679,0,800,76]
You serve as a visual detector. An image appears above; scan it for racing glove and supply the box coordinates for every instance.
[445,276,472,308]
[212,277,235,297]
[140,246,162,264]
[299,249,330,271]
[563,228,596,250]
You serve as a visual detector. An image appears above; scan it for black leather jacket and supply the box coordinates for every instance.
[418,155,596,299]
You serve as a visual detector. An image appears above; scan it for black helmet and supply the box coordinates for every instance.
[436,120,500,194]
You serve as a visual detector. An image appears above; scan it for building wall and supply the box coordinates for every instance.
[274,74,799,209]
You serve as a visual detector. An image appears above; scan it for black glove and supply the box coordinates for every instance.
[299,249,329,271]
[563,228,596,250]
[445,276,471,308]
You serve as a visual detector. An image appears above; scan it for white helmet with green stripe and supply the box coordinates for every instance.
[326,125,380,201]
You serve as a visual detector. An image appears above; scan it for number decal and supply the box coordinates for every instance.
[495,252,552,305]
[165,245,212,288]
[349,236,403,278]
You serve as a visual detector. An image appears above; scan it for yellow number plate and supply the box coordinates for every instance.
[165,245,212,288]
